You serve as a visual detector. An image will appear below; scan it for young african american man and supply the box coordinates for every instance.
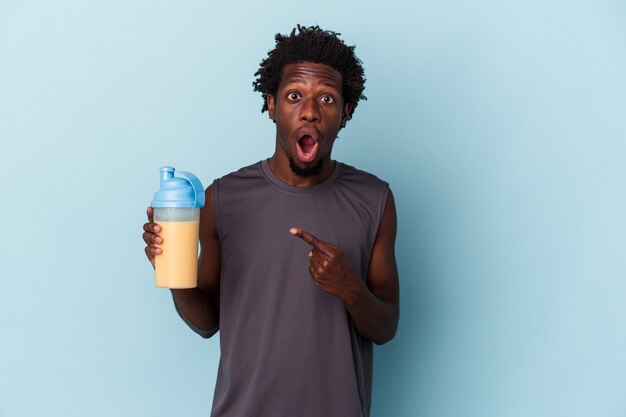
[143,25,400,417]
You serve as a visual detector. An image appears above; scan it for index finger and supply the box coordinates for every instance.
[290,228,321,248]
[146,206,154,222]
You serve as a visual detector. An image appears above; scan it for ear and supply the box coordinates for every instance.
[267,95,276,122]
[341,102,352,127]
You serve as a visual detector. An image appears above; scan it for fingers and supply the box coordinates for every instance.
[142,221,162,247]
[143,221,161,234]
[290,227,321,249]
[142,231,163,246]
[142,227,162,261]
[309,252,329,275]
[145,207,160,232]
[143,207,161,236]
[309,264,323,287]
[144,206,162,262]
[144,244,161,258]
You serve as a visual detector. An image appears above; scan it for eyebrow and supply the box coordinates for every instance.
[321,81,341,88]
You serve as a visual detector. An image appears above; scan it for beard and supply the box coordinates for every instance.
[287,154,324,178]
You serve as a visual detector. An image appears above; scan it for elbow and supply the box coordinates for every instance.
[198,326,219,339]
[373,306,399,345]
[373,327,397,345]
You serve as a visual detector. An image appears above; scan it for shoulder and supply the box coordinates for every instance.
[212,160,266,194]
[211,160,274,215]
[216,161,264,184]
[335,162,391,223]
[338,162,388,186]
[336,162,390,194]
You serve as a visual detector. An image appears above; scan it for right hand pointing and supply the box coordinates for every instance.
[143,206,162,269]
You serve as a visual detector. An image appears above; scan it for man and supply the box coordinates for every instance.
[143,25,399,417]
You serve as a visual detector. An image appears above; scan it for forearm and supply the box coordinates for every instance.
[343,281,399,345]
[171,288,219,338]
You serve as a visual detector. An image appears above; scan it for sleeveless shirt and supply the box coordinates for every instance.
[209,159,389,417]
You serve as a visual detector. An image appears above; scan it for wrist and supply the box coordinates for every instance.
[340,275,368,310]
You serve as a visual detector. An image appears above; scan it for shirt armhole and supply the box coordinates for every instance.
[212,178,223,242]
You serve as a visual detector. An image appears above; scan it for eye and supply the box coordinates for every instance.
[287,92,301,101]
[320,95,335,104]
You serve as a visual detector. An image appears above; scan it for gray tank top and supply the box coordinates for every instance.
[210,159,389,417]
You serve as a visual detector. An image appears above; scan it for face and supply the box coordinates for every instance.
[267,62,352,178]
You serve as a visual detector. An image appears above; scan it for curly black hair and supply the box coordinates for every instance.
[253,25,366,123]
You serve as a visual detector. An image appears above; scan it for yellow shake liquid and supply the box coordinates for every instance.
[155,220,199,288]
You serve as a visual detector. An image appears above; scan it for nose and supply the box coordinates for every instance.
[299,98,320,122]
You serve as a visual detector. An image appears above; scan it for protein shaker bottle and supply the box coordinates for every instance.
[151,166,205,288]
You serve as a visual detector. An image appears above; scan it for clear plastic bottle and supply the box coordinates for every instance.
[151,166,205,288]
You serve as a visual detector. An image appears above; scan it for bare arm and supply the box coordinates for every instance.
[290,191,400,344]
[143,185,221,338]
[344,191,399,344]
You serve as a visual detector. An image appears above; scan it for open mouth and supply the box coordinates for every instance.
[296,132,319,163]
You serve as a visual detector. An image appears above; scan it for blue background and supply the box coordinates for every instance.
[1,1,625,416]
